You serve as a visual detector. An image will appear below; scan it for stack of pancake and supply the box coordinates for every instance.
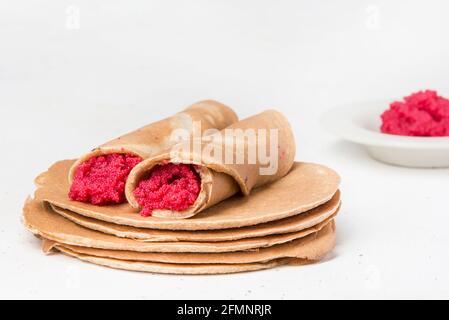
[23,101,341,275]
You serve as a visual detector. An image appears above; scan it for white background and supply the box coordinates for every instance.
[1,0,449,299]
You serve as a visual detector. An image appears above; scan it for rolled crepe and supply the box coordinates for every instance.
[126,109,296,219]
[68,100,238,205]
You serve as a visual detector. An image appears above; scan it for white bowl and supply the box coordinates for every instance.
[321,101,449,168]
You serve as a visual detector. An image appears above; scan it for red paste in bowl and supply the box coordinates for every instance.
[133,163,201,217]
[381,90,449,136]
[69,153,142,205]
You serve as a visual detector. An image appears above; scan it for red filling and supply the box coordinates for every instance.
[69,153,142,205]
[381,90,449,136]
[133,163,201,217]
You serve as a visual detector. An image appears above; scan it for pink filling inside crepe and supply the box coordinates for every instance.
[69,153,142,205]
[133,163,201,217]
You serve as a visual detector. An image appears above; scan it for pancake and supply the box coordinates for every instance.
[23,198,336,253]
[50,191,340,242]
[43,220,336,265]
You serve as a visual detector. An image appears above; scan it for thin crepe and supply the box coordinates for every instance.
[125,110,296,219]
[54,247,302,275]
[68,100,238,184]
[43,221,336,264]
[36,160,340,230]
[23,198,336,253]
[50,191,340,242]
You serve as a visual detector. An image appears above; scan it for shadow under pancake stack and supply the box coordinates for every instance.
[23,100,341,275]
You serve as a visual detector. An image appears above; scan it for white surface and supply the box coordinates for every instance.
[321,102,449,167]
[1,0,449,300]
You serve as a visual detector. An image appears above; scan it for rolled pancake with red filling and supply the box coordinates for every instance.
[68,100,238,206]
[125,110,296,219]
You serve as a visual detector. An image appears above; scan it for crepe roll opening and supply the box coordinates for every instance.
[69,152,142,205]
[133,163,202,217]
